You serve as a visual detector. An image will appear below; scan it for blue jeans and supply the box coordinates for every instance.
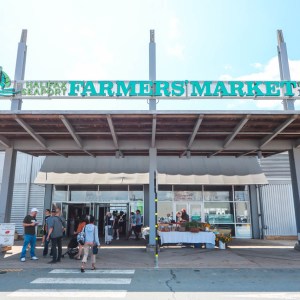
[20,234,36,259]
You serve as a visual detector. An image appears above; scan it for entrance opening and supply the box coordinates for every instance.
[58,202,130,239]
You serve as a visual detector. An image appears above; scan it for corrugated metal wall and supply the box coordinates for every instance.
[0,152,45,183]
[28,184,45,225]
[10,183,27,234]
[0,152,45,234]
[260,184,297,236]
[9,183,45,234]
[260,153,291,182]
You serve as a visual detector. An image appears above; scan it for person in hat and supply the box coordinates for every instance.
[20,208,39,262]
[46,208,64,264]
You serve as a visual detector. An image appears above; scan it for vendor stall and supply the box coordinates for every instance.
[159,231,215,246]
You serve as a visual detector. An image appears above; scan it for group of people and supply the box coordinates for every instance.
[20,207,67,264]
[104,210,142,244]
[20,207,142,271]
[176,208,190,223]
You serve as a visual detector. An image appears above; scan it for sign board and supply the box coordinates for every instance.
[1,69,300,100]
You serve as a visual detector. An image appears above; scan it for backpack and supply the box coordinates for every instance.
[77,226,86,245]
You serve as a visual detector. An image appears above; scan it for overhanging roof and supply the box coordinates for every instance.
[1,110,300,157]
[35,156,267,185]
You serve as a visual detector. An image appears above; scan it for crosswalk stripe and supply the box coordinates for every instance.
[31,278,131,284]
[8,289,127,298]
[50,269,135,274]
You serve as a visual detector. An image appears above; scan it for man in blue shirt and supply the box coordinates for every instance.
[46,208,64,264]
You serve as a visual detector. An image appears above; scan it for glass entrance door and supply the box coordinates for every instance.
[190,203,202,222]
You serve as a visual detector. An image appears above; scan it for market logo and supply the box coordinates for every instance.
[0,66,15,96]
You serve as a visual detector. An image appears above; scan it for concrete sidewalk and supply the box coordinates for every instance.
[1,238,300,270]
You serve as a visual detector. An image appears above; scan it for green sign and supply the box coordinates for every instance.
[0,67,15,96]
[1,77,300,99]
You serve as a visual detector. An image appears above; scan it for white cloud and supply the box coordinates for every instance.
[219,57,300,109]
[251,62,263,69]
[168,15,181,39]
[166,43,185,60]
[165,14,185,60]
[224,64,233,71]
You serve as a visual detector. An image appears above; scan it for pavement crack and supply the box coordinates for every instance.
[165,269,176,298]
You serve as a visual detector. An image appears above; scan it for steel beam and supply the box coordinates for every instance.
[106,114,119,149]
[0,137,296,152]
[187,114,204,149]
[0,135,11,148]
[238,150,257,157]
[180,114,203,157]
[259,115,297,148]
[14,116,47,148]
[59,115,94,157]
[208,149,223,157]
[223,115,250,148]
[59,115,83,148]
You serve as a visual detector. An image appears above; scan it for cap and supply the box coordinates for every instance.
[51,208,56,213]
[31,207,39,213]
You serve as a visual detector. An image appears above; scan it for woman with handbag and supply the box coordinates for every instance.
[80,215,100,273]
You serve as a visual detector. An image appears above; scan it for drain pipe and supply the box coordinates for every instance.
[256,184,267,239]
[24,155,33,215]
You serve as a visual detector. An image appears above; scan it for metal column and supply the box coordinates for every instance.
[0,30,27,223]
[148,29,158,247]
[288,149,300,249]
[149,29,156,110]
[148,147,157,246]
[11,30,27,111]
[277,30,294,110]
[0,149,17,222]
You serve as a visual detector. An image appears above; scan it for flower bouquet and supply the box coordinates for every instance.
[215,233,232,249]
[202,222,210,231]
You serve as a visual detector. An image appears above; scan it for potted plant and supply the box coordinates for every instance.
[185,221,200,233]
[215,233,232,249]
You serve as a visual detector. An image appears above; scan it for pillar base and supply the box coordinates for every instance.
[294,242,300,251]
[146,244,160,252]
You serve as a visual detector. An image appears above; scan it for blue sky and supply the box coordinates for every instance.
[0,0,300,111]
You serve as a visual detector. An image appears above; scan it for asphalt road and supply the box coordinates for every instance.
[0,267,300,300]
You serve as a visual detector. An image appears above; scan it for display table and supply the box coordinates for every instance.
[159,231,215,246]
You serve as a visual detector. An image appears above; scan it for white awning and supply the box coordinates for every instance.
[34,156,268,185]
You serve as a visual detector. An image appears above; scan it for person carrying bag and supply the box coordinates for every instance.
[80,215,100,273]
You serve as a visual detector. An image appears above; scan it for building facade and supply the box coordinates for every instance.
[0,151,296,239]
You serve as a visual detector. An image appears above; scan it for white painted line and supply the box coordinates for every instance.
[229,246,294,249]
[50,269,135,274]
[8,289,127,298]
[31,278,131,285]
[227,293,300,299]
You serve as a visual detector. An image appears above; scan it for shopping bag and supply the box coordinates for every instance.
[92,244,98,254]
